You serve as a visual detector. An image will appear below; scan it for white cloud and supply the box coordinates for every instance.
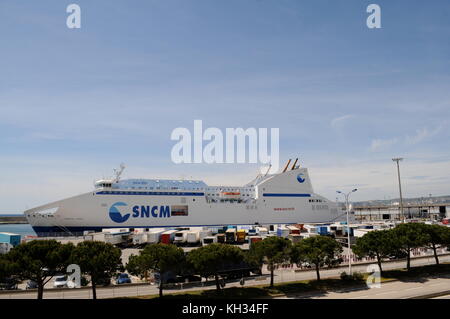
[370,123,446,152]
[331,114,355,128]
[370,137,400,152]
[405,125,442,145]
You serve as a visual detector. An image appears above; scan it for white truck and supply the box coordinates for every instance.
[173,230,189,245]
[132,232,148,246]
[186,230,201,246]
[147,228,166,244]
[202,236,217,246]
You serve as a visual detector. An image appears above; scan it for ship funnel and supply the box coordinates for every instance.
[282,159,291,173]
[291,158,298,170]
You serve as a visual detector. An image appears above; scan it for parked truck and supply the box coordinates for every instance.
[173,230,189,245]
[255,227,268,236]
[202,236,217,246]
[236,229,246,243]
[132,232,148,247]
[248,235,262,247]
[276,226,290,238]
[225,228,237,244]
[216,233,225,243]
[186,230,201,246]
[160,230,177,244]
[147,228,166,244]
[286,225,300,234]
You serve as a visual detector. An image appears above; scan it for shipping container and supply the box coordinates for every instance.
[288,234,302,243]
[132,232,148,246]
[160,230,177,244]
[236,229,246,243]
[286,225,300,234]
[199,229,212,241]
[92,231,130,245]
[225,228,237,243]
[277,226,290,238]
[147,228,166,244]
[0,232,21,247]
[316,226,329,235]
[256,227,268,236]
[248,235,262,247]
[102,228,129,233]
[303,225,317,233]
[216,233,226,243]
[186,231,201,245]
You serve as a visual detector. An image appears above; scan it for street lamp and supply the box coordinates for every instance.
[392,158,404,222]
[337,188,358,275]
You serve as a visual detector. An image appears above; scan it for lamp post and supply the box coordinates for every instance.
[337,188,357,275]
[392,158,404,222]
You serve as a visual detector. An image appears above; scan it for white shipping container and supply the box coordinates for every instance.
[104,233,128,245]
[132,233,148,245]
[199,230,212,240]
[187,231,200,244]
[256,227,268,236]
[147,229,166,243]
[102,228,129,234]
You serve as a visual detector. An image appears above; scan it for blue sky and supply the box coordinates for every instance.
[1,0,450,212]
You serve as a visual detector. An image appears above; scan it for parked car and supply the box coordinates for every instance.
[53,275,68,288]
[0,278,18,290]
[26,280,38,290]
[116,273,131,285]
[96,275,112,286]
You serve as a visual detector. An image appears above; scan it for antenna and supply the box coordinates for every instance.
[113,163,126,182]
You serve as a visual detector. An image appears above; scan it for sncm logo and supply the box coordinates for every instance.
[297,173,306,183]
[109,202,130,223]
[109,202,171,223]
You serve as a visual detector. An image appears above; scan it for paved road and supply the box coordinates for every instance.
[276,276,450,299]
[433,294,450,299]
[2,254,450,299]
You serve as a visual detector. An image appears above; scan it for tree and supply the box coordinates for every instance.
[391,223,430,271]
[71,241,122,299]
[291,236,343,281]
[0,254,19,288]
[126,243,185,298]
[5,240,74,299]
[421,224,450,265]
[352,229,396,273]
[187,243,244,292]
[249,236,292,287]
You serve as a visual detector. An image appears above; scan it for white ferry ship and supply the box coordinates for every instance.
[25,160,343,236]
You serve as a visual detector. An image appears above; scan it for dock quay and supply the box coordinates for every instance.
[0,215,27,224]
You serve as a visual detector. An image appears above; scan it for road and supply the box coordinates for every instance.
[276,276,450,299]
[2,254,450,299]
